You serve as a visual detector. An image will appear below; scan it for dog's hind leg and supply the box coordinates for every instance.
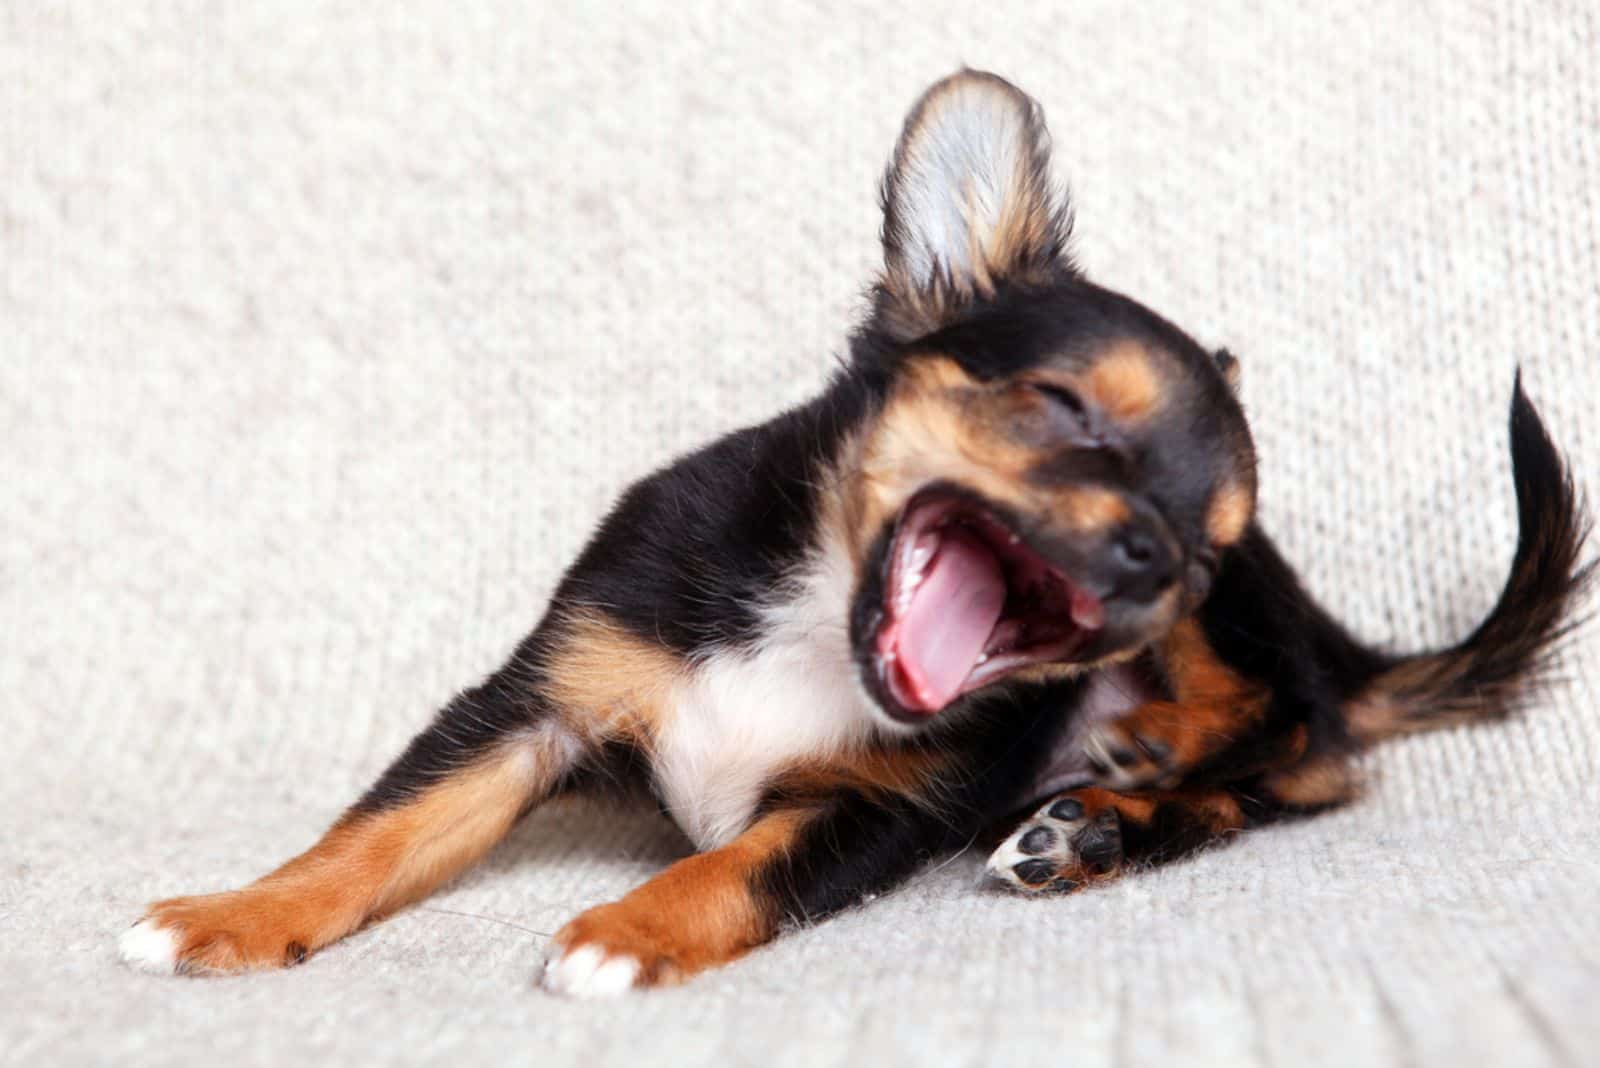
[984,751,1360,895]
[983,785,1249,893]
[120,670,582,975]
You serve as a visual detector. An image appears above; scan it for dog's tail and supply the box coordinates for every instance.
[1343,375,1593,746]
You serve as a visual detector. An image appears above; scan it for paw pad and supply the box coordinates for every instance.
[1017,826,1056,855]
[985,794,1124,893]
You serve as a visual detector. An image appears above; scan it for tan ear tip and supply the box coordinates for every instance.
[1214,348,1241,388]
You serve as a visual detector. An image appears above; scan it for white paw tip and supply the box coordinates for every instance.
[541,944,642,998]
[119,919,179,975]
[985,836,1027,881]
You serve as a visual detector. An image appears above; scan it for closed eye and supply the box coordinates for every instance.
[1030,381,1087,420]
[1028,381,1101,445]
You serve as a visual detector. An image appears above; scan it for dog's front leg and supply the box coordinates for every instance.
[541,789,936,996]
[540,808,811,996]
[120,667,585,976]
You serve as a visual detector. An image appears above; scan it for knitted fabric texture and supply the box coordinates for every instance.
[2,4,1597,1065]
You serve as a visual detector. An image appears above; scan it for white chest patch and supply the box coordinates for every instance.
[651,532,878,849]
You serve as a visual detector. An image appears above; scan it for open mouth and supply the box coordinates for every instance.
[872,490,1106,720]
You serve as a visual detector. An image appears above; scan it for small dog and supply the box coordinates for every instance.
[121,70,1590,996]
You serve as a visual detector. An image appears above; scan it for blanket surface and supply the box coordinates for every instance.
[3,4,1597,1065]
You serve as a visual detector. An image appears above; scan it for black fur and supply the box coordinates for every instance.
[130,69,1593,991]
[351,665,554,812]
[1189,375,1592,790]
[757,691,1070,926]
[556,378,882,657]
[1348,375,1595,738]
[330,66,1593,961]
[326,65,1595,969]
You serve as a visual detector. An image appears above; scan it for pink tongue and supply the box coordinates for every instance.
[895,529,1006,711]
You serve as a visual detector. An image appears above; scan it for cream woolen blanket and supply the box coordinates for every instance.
[3,4,1597,1066]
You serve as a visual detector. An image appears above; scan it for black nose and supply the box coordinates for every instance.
[1107,525,1176,602]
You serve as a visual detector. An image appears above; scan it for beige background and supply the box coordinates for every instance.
[3,3,1597,1065]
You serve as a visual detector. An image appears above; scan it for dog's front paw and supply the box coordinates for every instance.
[119,891,317,976]
[540,904,681,998]
[1081,712,1184,790]
[541,941,648,998]
[985,792,1125,893]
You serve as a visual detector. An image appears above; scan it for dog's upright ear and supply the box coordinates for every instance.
[875,70,1072,340]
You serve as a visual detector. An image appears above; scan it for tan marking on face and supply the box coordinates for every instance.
[1206,481,1254,547]
[132,743,555,973]
[848,354,1151,562]
[548,807,812,985]
[1081,342,1164,424]
[542,609,685,740]
[1057,485,1130,535]
[901,354,977,393]
[846,356,1038,563]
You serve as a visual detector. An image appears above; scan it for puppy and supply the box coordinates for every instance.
[120,70,1590,996]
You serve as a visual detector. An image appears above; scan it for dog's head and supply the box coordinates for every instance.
[841,70,1256,726]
